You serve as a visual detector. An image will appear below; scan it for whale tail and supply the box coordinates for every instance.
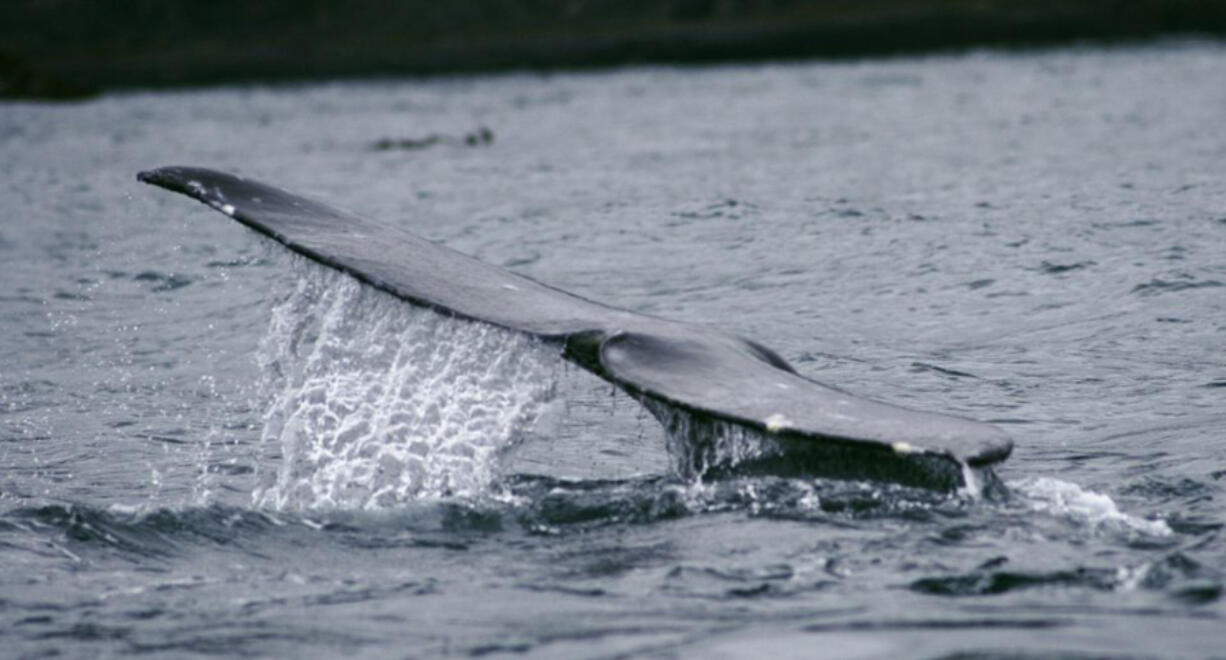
[139,166,1011,491]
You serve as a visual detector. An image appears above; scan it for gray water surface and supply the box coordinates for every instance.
[2,41,1224,658]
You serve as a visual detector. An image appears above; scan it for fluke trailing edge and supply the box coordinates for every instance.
[138,166,1012,491]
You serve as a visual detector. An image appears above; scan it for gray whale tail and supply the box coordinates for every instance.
[138,166,1012,491]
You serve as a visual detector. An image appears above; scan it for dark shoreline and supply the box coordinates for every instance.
[4,0,1225,100]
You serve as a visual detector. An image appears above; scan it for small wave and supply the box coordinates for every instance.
[911,565,1119,596]
[1115,553,1223,604]
[507,474,966,532]
[1009,476,1171,536]
[132,270,193,292]
[1131,276,1223,296]
[910,362,979,379]
[1,503,285,559]
[1038,260,1095,274]
[1118,476,1211,501]
[670,199,757,222]
[910,552,1220,602]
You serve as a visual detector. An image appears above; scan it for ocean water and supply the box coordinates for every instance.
[1,41,1224,658]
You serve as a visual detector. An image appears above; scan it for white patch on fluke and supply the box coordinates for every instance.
[763,413,792,433]
[891,441,916,454]
[221,204,236,217]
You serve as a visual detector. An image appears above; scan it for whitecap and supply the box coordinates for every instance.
[1010,476,1172,536]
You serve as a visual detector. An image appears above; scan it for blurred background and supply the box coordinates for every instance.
[4,0,1226,100]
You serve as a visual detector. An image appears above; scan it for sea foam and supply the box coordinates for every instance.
[1010,476,1172,536]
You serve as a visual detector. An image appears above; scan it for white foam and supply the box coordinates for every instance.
[1009,476,1171,536]
[251,259,559,511]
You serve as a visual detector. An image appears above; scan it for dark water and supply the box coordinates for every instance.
[2,42,1224,658]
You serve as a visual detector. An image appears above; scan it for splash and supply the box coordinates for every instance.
[1010,476,1171,536]
[958,462,982,498]
[251,257,559,511]
[640,397,783,480]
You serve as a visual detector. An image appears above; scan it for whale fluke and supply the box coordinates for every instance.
[138,166,1011,491]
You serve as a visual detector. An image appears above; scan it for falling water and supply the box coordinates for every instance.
[251,257,561,510]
